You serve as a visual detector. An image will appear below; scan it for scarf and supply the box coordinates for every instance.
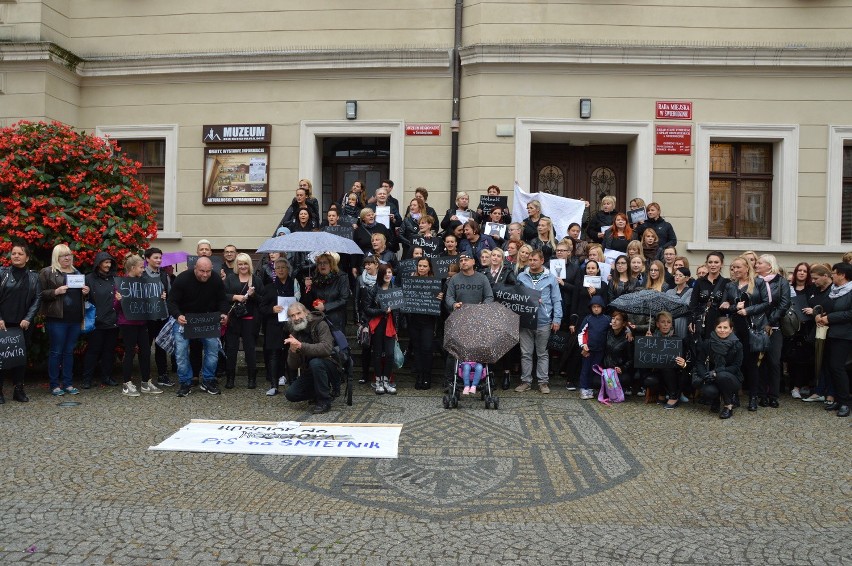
[363,221,377,229]
[829,280,852,299]
[410,213,421,221]
[709,331,737,359]
[760,273,776,303]
[360,271,377,287]
[642,243,658,262]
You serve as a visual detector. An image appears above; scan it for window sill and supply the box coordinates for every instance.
[156,231,182,241]
[687,241,850,255]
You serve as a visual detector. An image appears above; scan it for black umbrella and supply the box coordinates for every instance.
[443,303,519,363]
[609,289,691,319]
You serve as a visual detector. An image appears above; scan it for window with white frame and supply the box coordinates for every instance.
[693,124,798,251]
[95,124,180,239]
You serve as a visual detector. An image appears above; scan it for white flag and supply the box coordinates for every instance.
[512,182,586,239]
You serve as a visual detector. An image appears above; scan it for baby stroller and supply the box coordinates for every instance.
[443,359,499,410]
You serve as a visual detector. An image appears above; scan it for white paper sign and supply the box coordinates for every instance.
[149,420,403,459]
[598,262,612,282]
[603,248,623,266]
[549,258,566,279]
[628,208,647,224]
[376,206,391,229]
[484,222,506,239]
[455,209,470,224]
[583,275,602,289]
[66,274,85,288]
[277,297,297,322]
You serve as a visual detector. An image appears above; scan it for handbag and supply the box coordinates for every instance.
[155,317,176,355]
[780,304,801,337]
[393,340,405,369]
[229,282,249,318]
[82,301,96,334]
[748,317,770,353]
[593,365,625,405]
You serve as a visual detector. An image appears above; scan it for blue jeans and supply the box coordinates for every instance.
[46,321,82,389]
[462,362,483,387]
[173,324,218,386]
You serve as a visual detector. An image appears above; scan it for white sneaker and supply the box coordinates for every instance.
[791,388,802,399]
[579,388,594,400]
[374,379,385,395]
[122,382,140,397]
[278,376,287,386]
[384,378,397,395]
[140,380,162,394]
[266,387,278,396]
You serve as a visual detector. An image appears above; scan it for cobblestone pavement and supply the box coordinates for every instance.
[0,379,849,565]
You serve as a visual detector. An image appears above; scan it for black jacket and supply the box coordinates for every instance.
[85,252,118,329]
[354,223,393,255]
[300,271,350,331]
[601,329,634,375]
[824,288,852,341]
[763,275,792,328]
[637,217,677,251]
[694,334,744,382]
[224,272,264,319]
[277,196,320,233]
[0,267,41,325]
[362,283,400,331]
[260,275,299,345]
[481,262,517,287]
[721,277,771,328]
[586,210,617,243]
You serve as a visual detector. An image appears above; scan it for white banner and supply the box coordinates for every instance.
[149,420,403,459]
[512,182,586,240]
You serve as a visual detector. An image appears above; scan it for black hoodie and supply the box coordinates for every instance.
[85,251,118,329]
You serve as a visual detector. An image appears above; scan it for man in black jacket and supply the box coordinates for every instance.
[283,302,340,414]
[167,257,229,397]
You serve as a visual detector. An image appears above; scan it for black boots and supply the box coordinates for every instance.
[747,396,759,412]
[247,375,256,389]
[502,373,511,390]
[13,385,28,403]
[225,375,235,389]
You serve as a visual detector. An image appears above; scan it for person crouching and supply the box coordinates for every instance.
[283,302,341,414]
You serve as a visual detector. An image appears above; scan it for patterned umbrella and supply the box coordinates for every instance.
[609,289,691,319]
[256,231,363,255]
[443,302,519,363]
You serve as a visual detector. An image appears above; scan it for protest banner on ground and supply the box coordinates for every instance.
[402,277,442,316]
[377,288,405,311]
[116,276,166,321]
[0,328,26,369]
[149,419,403,459]
[634,336,682,368]
[184,312,222,339]
[493,284,540,330]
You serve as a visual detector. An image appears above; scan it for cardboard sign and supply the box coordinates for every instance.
[628,208,647,224]
[634,336,682,369]
[433,256,459,278]
[117,277,166,321]
[323,225,353,240]
[493,284,540,330]
[397,258,418,278]
[187,255,224,274]
[377,288,405,311]
[402,277,442,316]
[184,312,222,339]
[0,328,26,369]
[478,195,508,215]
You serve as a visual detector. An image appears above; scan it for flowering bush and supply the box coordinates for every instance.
[0,120,157,269]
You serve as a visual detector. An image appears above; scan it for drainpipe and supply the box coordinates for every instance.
[449,0,463,205]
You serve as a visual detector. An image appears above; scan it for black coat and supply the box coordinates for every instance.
[277,196,320,233]
[224,272,264,319]
[354,223,393,255]
[601,329,634,375]
[824,288,852,341]
[763,275,792,328]
[362,283,401,331]
[260,275,299,346]
[0,267,41,324]
[586,210,617,243]
[300,271,350,331]
[85,252,118,329]
[637,216,677,250]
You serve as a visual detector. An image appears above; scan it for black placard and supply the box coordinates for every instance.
[0,328,26,369]
[478,195,508,215]
[323,225,354,240]
[634,336,682,369]
[493,284,540,330]
[186,255,224,274]
[396,259,418,285]
[117,277,166,321]
[402,277,442,316]
[410,235,442,258]
[377,288,405,311]
[433,256,459,278]
[184,312,222,339]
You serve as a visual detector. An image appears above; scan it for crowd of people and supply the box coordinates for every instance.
[1,178,851,420]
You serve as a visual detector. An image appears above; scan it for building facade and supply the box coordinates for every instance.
[1,0,851,266]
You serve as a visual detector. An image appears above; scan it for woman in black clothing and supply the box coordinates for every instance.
[647,311,691,409]
[569,260,609,333]
[0,243,41,403]
[354,208,393,256]
[408,258,444,390]
[260,258,300,396]
[602,213,636,254]
[799,265,832,402]
[399,197,428,259]
[693,317,743,419]
[276,182,320,232]
[362,264,400,395]
[440,192,481,232]
[754,254,792,408]
[814,262,852,417]
[689,251,729,340]
[586,195,618,244]
[521,200,548,243]
[719,255,770,412]
[301,252,350,332]
[608,254,640,303]
[601,310,634,394]
[224,253,264,389]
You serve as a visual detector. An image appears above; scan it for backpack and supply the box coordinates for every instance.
[324,318,350,367]
[780,304,801,337]
[594,365,625,405]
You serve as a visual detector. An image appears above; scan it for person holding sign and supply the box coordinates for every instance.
[167,257,229,398]
[586,195,618,244]
[514,250,562,394]
[114,255,160,397]
[645,311,690,409]
[224,253,264,390]
[39,244,90,396]
[636,202,677,253]
[570,260,609,336]
[407,258,444,390]
[0,243,41,403]
[440,192,480,232]
[260,258,301,396]
[399,197,428,259]
[362,264,400,395]
[367,187,401,248]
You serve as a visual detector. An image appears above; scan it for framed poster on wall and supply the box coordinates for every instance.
[203,146,270,205]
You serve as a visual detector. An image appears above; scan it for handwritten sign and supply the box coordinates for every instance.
[117,277,166,321]
[323,225,353,240]
[377,288,405,311]
[184,312,222,339]
[634,336,682,369]
[65,274,85,289]
[402,277,442,316]
[0,328,26,369]
[493,284,540,330]
[187,255,224,274]
[433,256,459,278]
[410,236,442,258]
[478,195,508,215]
[397,259,418,283]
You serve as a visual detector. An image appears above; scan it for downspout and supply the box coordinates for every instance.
[449,0,463,205]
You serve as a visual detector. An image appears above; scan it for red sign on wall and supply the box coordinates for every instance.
[405,124,441,136]
[656,125,692,155]
[655,101,692,120]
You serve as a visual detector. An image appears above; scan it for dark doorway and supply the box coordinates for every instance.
[531,144,627,217]
[321,137,390,210]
